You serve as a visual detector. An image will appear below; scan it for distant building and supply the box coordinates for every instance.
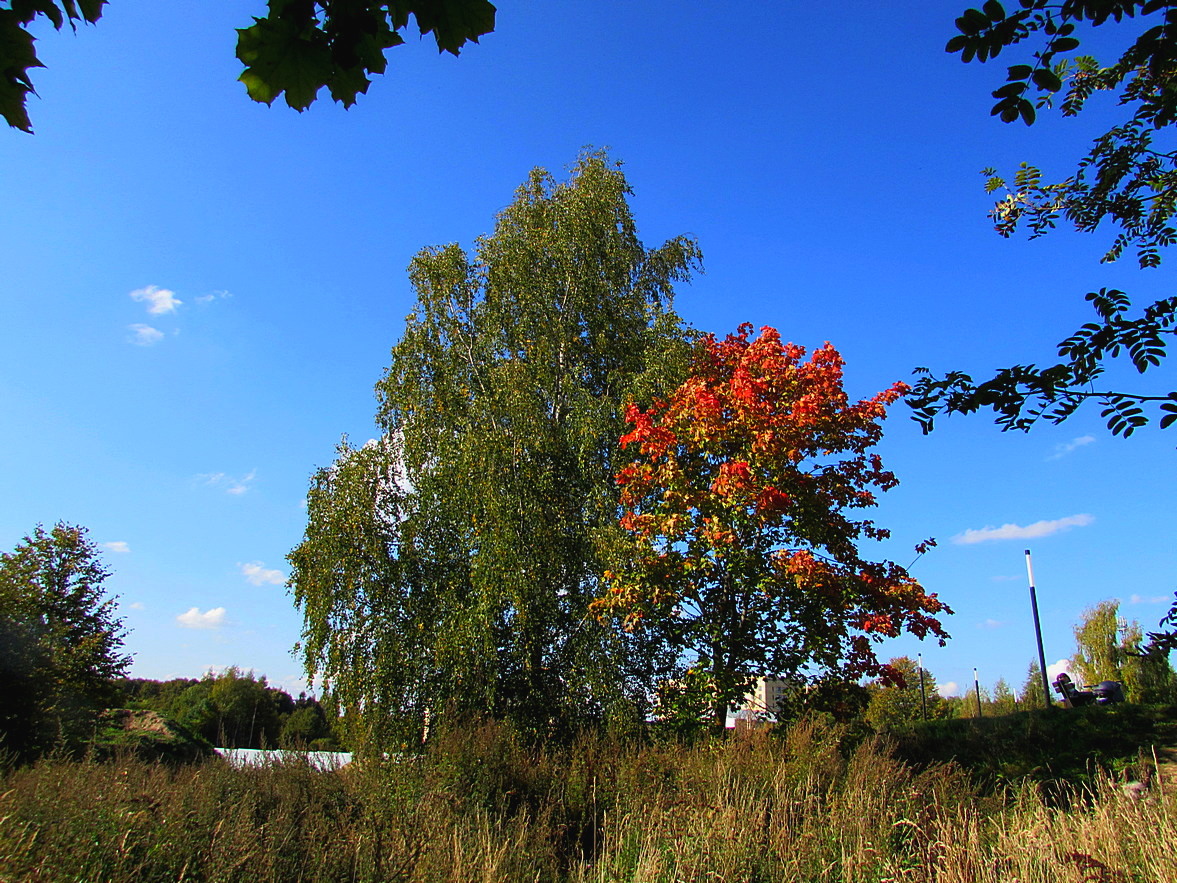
[729,677,790,727]
[653,674,794,727]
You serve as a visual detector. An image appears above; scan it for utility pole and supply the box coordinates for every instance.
[973,668,982,719]
[1025,549,1053,707]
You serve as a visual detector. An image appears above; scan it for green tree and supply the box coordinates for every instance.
[207,667,284,748]
[290,435,446,748]
[1019,659,1048,709]
[1072,599,1176,702]
[909,1,1177,437]
[168,668,289,748]
[112,676,200,711]
[0,607,50,758]
[958,683,990,718]
[0,523,131,759]
[864,656,948,730]
[291,152,701,745]
[1073,600,1131,685]
[990,676,1018,715]
[280,698,333,748]
[2,0,495,132]
[592,325,951,730]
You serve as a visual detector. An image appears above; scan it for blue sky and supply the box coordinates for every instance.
[2,1,1173,699]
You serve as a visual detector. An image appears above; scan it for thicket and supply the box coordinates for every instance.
[1,714,1174,883]
[112,669,344,751]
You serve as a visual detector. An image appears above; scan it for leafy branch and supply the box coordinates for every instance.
[0,0,105,132]
[1143,591,1177,655]
[236,0,496,111]
[909,289,1177,436]
[930,1,1177,437]
[1,0,496,131]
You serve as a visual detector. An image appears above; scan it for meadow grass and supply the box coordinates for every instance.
[0,715,1172,882]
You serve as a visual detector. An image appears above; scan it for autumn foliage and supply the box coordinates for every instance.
[592,324,950,726]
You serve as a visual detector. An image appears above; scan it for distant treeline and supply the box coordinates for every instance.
[111,667,345,751]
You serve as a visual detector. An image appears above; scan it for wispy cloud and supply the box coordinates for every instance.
[128,323,164,346]
[101,541,130,554]
[176,606,226,629]
[1130,593,1171,605]
[978,619,1005,629]
[240,561,286,586]
[953,514,1094,545]
[129,601,145,610]
[196,469,256,496]
[990,574,1020,582]
[130,284,182,315]
[227,469,256,495]
[194,289,232,305]
[1047,435,1095,461]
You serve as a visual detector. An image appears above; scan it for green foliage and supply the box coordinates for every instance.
[291,151,701,745]
[1072,599,1131,685]
[87,709,213,764]
[237,0,496,111]
[948,682,991,719]
[1144,590,1177,656]
[280,700,333,748]
[2,0,494,131]
[914,1,1177,436]
[910,290,1177,436]
[0,0,105,132]
[892,701,1177,790]
[0,523,130,760]
[864,656,949,730]
[174,668,294,748]
[779,676,872,725]
[1072,599,1177,703]
[1019,659,1048,709]
[112,675,201,711]
[990,677,1018,715]
[111,673,345,750]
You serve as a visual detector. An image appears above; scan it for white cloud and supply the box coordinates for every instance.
[1130,593,1171,605]
[176,606,226,629]
[240,561,286,586]
[130,284,182,315]
[1046,658,1072,682]
[1047,435,1095,461]
[101,540,130,554]
[953,513,1094,545]
[978,619,1005,629]
[128,323,164,346]
[939,681,959,698]
[226,469,256,495]
[196,469,256,495]
[195,289,232,305]
[129,601,145,610]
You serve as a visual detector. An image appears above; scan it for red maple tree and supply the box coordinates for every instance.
[592,324,950,728]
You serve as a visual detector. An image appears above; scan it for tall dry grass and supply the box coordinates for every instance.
[0,716,1171,882]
